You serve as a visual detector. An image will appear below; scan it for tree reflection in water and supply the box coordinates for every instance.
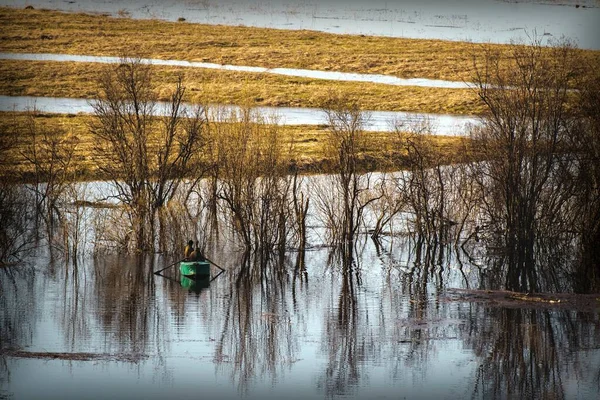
[91,255,155,354]
[212,251,300,396]
[318,252,363,398]
[1,168,599,399]
[466,306,600,400]
[371,231,600,400]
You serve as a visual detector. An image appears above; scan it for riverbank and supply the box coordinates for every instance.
[0,112,475,183]
[0,58,483,115]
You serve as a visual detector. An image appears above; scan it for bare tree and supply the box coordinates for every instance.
[469,37,582,291]
[319,94,383,262]
[0,114,38,264]
[90,58,207,253]
[20,109,78,227]
[208,106,295,258]
[0,183,35,266]
[394,120,451,241]
[568,65,600,292]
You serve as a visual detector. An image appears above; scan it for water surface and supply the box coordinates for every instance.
[5,0,600,49]
[1,178,599,400]
[0,95,480,135]
[3,241,598,400]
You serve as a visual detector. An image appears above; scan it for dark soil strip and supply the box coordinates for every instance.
[0,350,147,363]
[442,288,600,311]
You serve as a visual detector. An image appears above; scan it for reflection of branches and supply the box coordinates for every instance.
[93,255,157,355]
[0,265,36,391]
[0,185,37,265]
[319,266,362,398]
[0,266,36,350]
[213,252,299,396]
[464,306,599,400]
[0,355,8,393]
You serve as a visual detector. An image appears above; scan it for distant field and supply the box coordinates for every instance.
[0,6,594,183]
[2,6,598,81]
[1,7,598,115]
[1,6,488,81]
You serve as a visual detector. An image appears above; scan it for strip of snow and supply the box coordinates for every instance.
[0,53,473,89]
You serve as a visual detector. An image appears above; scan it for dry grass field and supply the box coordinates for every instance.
[1,7,495,81]
[0,6,593,182]
[0,112,474,182]
[2,6,598,81]
[0,59,484,114]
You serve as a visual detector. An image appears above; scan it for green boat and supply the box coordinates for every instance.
[179,260,210,277]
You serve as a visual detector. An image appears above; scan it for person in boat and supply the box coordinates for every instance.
[190,243,206,262]
[184,240,194,260]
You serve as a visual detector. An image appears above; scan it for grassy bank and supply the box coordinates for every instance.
[2,7,597,115]
[0,59,483,114]
[0,112,474,183]
[0,7,486,82]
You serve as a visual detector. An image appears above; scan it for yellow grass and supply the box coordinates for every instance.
[0,60,484,114]
[2,7,598,82]
[0,112,474,182]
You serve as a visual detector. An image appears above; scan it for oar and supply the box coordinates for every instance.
[210,269,225,282]
[154,258,183,276]
[205,256,225,272]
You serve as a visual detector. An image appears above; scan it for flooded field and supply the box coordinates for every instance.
[1,1,599,399]
[3,249,599,400]
[1,176,599,400]
[5,0,600,49]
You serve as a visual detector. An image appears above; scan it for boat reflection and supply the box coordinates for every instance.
[180,275,211,293]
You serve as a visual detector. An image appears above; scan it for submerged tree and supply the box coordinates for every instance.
[20,110,78,230]
[0,110,79,260]
[90,58,207,253]
[208,106,297,260]
[0,119,37,265]
[469,37,584,292]
[568,66,600,292]
[318,94,382,264]
[393,120,459,243]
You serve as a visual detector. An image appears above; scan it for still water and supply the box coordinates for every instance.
[1,181,599,400]
[0,95,478,135]
[4,0,600,49]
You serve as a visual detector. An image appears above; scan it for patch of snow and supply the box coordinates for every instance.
[0,52,473,89]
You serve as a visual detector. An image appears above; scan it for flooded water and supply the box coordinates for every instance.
[0,53,472,89]
[4,0,600,49]
[3,240,599,399]
[1,178,599,400]
[1,0,599,393]
[0,95,479,135]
